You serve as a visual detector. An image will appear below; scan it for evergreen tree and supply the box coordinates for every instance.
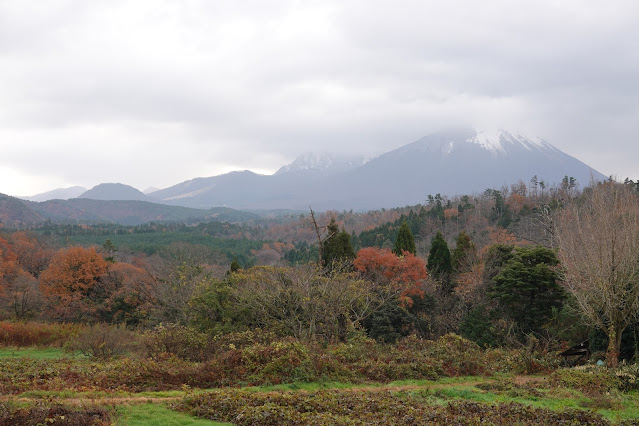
[322,218,355,267]
[489,246,565,334]
[393,221,416,256]
[451,231,475,272]
[427,232,452,292]
[229,258,241,273]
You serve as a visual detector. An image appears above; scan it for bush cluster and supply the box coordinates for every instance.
[551,363,639,394]
[64,323,136,360]
[0,402,111,425]
[142,324,212,362]
[0,333,519,394]
[175,388,610,425]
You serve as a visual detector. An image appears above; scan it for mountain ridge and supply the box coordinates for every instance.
[16,128,606,211]
[144,128,605,210]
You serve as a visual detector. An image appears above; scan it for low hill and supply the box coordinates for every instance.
[79,183,149,201]
[0,194,45,227]
[28,199,259,226]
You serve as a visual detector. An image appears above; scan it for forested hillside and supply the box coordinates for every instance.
[2,177,639,363]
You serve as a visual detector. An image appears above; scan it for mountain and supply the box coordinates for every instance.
[150,129,606,211]
[142,186,160,194]
[275,153,365,176]
[0,193,45,227]
[320,128,607,210]
[79,183,149,201]
[20,186,87,202]
[28,199,259,226]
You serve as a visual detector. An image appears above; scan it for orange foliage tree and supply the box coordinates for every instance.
[99,262,156,324]
[8,232,53,277]
[0,237,18,282]
[39,247,108,321]
[353,247,427,307]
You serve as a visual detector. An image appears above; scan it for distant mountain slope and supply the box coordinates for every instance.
[0,194,45,227]
[21,186,87,202]
[79,183,149,201]
[320,128,606,210]
[147,171,271,209]
[275,153,365,175]
[150,129,606,211]
[28,199,259,226]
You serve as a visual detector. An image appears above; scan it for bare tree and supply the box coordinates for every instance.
[555,182,639,367]
[231,263,377,341]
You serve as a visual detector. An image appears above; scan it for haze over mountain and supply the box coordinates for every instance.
[147,129,606,211]
[20,186,87,202]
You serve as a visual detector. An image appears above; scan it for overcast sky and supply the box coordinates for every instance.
[1,0,638,196]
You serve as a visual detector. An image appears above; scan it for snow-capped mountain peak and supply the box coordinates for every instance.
[275,152,365,175]
[466,128,553,154]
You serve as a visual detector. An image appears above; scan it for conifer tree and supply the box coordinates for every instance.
[393,221,416,256]
[451,231,475,272]
[427,232,452,292]
[322,218,355,267]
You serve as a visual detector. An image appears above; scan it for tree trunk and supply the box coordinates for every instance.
[606,325,622,368]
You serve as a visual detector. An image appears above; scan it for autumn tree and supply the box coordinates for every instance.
[354,247,427,307]
[7,232,52,278]
[39,247,108,321]
[4,270,41,320]
[0,238,40,319]
[229,264,375,341]
[555,182,639,367]
[143,242,226,324]
[0,237,18,283]
[99,262,156,325]
[354,247,431,341]
[393,221,416,256]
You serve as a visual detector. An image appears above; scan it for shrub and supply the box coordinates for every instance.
[0,401,111,425]
[176,388,610,425]
[64,323,136,360]
[550,366,620,394]
[0,321,82,347]
[142,324,211,362]
[615,362,639,392]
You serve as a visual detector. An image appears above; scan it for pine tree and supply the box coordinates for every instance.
[322,218,355,267]
[427,232,452,292]
[490,246,564,334]
[393,221,416,256]
[229,258,241,273]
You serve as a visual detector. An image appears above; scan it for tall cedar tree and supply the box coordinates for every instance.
[427,232,452,292]
[489,246,565,334]
[393,221,416,256]
[322,218,355,267]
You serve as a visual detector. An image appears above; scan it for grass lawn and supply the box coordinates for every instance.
[116,403,231,426]
[0,346,79,359]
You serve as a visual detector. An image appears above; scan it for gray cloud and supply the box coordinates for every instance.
[1,0,638,195]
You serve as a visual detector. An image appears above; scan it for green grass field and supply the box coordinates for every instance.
[0,346,77,359]
[116,404,230,426]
